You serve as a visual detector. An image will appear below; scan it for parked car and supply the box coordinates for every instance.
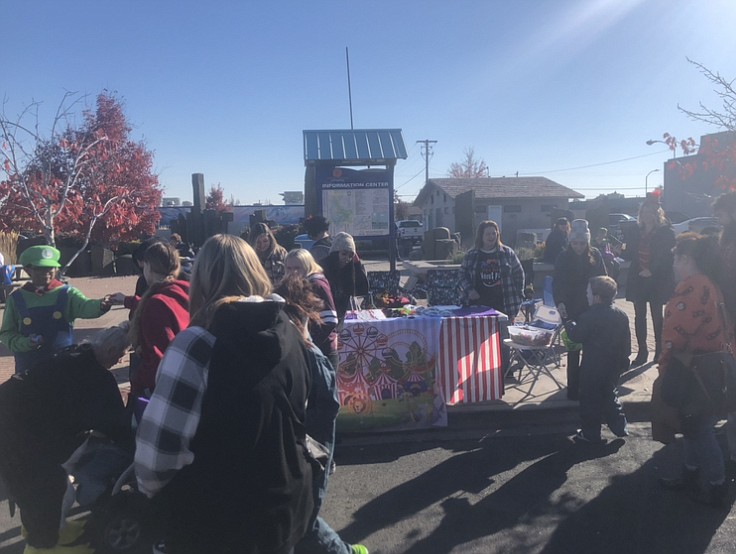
[608,213,637,227]
[607,213,637,241]
[671,217,721,236]
[293,234,315,250]
[396,220,424,245]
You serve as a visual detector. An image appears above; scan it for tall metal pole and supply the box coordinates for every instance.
[645,169,659,195]
[345,47,354,130]
[416,139,437,185]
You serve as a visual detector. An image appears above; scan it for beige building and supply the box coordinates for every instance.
[413,177,584,247]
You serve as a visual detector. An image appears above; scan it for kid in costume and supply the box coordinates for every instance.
[0,246,117,373]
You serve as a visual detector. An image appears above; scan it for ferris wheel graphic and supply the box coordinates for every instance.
[339,324,430,385]
[339,324,388,377]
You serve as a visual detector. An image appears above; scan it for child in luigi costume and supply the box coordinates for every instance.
[0,245,120,373]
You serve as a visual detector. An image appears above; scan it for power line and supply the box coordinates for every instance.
[396,167,426,189]
[514,149,668,175]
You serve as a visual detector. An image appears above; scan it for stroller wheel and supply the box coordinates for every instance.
[92,489,153,554]
[103,512,143,552]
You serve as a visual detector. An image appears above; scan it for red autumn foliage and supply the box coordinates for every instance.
[205,183,231,213]
[0,92,162,248]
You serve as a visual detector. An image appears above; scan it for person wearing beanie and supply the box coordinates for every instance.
[543,217,570,263]
[621,196,675,366]
[0,245,122,373]
[322,232,368,320]
[553,219,607,400]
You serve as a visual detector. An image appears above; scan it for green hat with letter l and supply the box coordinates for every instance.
[20,245,61,268]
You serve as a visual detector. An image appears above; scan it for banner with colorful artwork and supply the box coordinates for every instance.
[336,317,447,432]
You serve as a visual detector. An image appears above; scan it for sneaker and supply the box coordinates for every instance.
[351,545,370,554]
[631,351,648,366]
[697,481,729,509]
[572,429,604,444]
[608,425,629,438]
[658,467,699,492]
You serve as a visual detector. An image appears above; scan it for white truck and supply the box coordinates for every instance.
[396,220,424,245]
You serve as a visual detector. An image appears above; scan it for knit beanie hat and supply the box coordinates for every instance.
[330,232,356,254]
[569,219,591,244]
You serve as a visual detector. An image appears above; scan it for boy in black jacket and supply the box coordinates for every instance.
[563,276,631,442]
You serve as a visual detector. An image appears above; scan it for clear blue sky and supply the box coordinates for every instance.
[3,0,735,205]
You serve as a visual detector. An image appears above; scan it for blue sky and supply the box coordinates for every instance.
[3,0,736,205]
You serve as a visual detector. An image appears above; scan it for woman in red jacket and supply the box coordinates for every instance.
[119,242,190,398]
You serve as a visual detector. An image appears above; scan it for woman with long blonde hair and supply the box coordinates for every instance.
[135,234,315,554]
[284,248,339,368]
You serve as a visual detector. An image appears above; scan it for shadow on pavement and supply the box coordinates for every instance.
[338,432,732,553]
[336,435,608,549]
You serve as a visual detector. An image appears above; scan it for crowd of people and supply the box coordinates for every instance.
[0,223,369,554]
[2,191,736,550]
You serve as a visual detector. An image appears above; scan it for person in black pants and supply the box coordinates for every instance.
[553,219,607,400]
[621,194,675,366]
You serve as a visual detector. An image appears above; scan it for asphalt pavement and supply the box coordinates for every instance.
[0,262,667,553]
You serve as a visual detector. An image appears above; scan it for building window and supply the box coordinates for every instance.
[503,205,522,213]
[541,204,555,213]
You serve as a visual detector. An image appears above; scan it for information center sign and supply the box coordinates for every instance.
[317,167,391,237]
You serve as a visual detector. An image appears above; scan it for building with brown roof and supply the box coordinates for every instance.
[413,177,584,247]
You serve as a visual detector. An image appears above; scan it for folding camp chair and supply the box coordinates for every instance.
[421,269,462,306]
[504,303,565,394]
[363,270,415,308]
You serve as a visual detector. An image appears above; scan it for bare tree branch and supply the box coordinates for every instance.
[678,59,736,132]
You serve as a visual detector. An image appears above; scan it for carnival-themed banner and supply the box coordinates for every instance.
[336,316,447,432]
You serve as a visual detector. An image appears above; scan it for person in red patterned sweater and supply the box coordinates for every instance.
[111,242,189,398]
[655,232,731,507]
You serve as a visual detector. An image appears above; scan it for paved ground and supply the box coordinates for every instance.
[0,263,665,553]
[0,261,659,414]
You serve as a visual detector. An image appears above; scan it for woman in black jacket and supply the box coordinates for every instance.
[322,232,369,321]
[622,195,676,366]
[553,219,607,400]
[135,235,315,554]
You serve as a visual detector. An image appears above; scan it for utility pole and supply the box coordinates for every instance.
[416,139,437,186]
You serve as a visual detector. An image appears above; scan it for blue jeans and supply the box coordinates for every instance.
[295,347,351,554]
[683,414,725,484]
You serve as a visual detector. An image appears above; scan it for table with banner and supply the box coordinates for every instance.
[335,306,506,432]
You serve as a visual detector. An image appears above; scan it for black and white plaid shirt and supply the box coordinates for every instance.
[134,326,215,498]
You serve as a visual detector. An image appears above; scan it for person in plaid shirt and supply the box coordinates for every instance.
[135,234,314,554]
[458,220,525,321]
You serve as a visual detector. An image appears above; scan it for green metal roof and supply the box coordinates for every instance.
[303,129,407,165]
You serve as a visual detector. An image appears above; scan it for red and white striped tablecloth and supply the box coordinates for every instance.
[438,315,502,405]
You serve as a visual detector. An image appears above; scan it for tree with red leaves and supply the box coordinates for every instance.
[205,183,230,213]
[0,92,162,272]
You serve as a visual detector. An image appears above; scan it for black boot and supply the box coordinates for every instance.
[658,467,699,491]
[697,481,729,508]
[632,350,649,366]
